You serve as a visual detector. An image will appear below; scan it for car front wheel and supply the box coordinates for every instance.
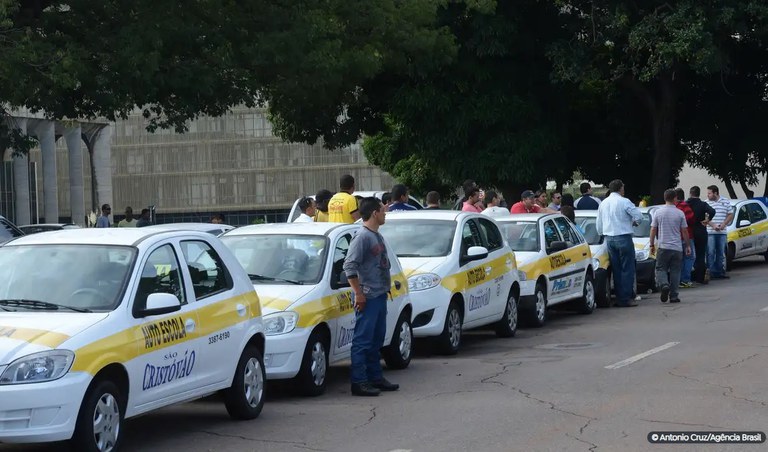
[523,282,547,328]
[295,329,329,396]
[494,290,518,338]
[224,345,266,420]
[383,311,413,370]
[436,301,462,355]
[579,273,596,314]
[72,379,124,452]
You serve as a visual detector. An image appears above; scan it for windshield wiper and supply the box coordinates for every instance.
[0,299,92,313]
[248,274,304,285]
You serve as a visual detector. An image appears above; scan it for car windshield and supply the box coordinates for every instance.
[0,244,136,312]
[379,220,456,257]
[576,217,601,245]
[633,213,652,238]
[499,221,540,252]
[221,234,328,284]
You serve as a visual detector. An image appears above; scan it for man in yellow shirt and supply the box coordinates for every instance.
[328,175,361,223]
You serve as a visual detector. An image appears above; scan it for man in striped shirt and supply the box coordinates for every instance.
[705,185,734,279]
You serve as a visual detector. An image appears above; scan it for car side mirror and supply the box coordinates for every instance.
[738,219,752,228]
[331,272,350,290]
[547,241,568,254]
[137,293,182,318]
[462,246,489,264]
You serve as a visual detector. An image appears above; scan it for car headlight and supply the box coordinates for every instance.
[635,249,650,261]
[0,350,74,385]
[263,311,299,336]
[592,258,601,269]
[516,270,527,281]
[408,273,441,291]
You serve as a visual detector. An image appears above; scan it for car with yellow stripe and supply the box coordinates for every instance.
[495,213,595,327]
[725,199,768,269]
[220,223,413,396]
[574,211,612,307]
[632,207,657,291]
[0,228,265,451]
[379,211,520,355]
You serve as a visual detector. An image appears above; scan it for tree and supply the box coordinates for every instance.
[549,1,768,203]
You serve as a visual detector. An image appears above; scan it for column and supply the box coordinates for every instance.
[35,121,58,223]
[91,124,113,223]
[65,126,85,226]
[11,119,31,225]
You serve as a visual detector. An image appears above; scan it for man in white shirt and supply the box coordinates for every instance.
[293,197,316,223]
[481,191,510,218]
[705,185,733,279]
[596,179,644,307]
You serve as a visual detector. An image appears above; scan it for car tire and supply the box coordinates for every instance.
[523,282,547,328]
[72,379,124,452]
[436,301,463,355]
[494,290,518,338]
[383,311,413,370]
[578,273,596,314]
[595,269,611,308]
[224,345,266,420]
[726,242,735,271]
[764,249,768,262]
[295,329,329,396]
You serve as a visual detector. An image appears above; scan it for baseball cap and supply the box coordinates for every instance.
[521,190,535,199]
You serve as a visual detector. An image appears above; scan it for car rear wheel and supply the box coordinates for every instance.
[295,329,329,396]
[578,273,596,314]
[436,301,462,355]
[224,345,265,419]
[72,379,124,452]
[523,282,547,328]
[595,269,611,308]
[494,290,518,338]
[383,312,413,370]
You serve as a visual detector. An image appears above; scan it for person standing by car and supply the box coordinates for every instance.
[314,189,334,222]
[650,189,692,303]
[575,183,602,210]
[597,179,644,307]
[425,191,441,209]
[118,206,137,227]
[705,185,733,279]
[343,197,399,397]
[388,184,417,212]
[686,186,715,284]
[96,204,111,228]
[135,208,152,227]
[293,197,316,223]
[481,190,510,218]
[674,188,696,288]
[534,190,549,210]
[548,192,562,211]
[462,187,483,213]
[328,175,360,223]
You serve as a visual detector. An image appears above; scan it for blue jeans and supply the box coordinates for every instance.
[606,234,636,305]
[350,293,387,384]
[707,234,727,277]
[681,239,695,283]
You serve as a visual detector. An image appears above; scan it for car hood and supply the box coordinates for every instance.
[0,312,109,365]
[512,251,540,268]
[252,284,317,315]
[400,257,445,278]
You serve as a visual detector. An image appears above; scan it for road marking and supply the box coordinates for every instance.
[760,307,768,312]
[605,342,680,370]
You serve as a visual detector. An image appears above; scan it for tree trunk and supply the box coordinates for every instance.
[723,178,738,199]
[738,177,754,199]
[500,182,534,204]
[649,76,676,205]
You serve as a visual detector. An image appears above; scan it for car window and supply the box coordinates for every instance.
[331,233,353,284]
[633,213,652,238]
[553,217,576,245]
[577,217,601,245]
[736,205,750,225]
[380,220,455,257]
[543,220,562,249]
[747,203,767,223]
[500,222,539,251]
[476,218,504,251]
[461,220,483,254]
[134,244,186,314]
[0,219,23,241]
[221,234,327,284]
[180,240,233,299]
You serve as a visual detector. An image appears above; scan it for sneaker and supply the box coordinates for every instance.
[371,378,399,392]
[660,285,670,303]
[670,298,681,303]
[351,382,381,397]
[679,282,693,289]
[634,295,642,301]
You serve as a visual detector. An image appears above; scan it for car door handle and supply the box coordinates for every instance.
[565,258,572,263]
[394,281,402,290]
[485,266,492,274]
[185,318,196,333]
[581,252,587,256]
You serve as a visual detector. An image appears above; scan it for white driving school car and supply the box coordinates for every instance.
[495,213,595,327]
[725,199,768,268]
[574,211,612,307]
[0,229,265,451]
[379,211,520,355]
[220,222,413,396]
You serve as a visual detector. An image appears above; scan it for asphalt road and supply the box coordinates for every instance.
[4,256,767,452]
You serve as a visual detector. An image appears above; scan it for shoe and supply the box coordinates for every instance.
[634,295,642,301]
[371,378,399,392]
[679,282,693,289]
[670,298,681,303]
[660,285,670,303]
[351,382,381,397]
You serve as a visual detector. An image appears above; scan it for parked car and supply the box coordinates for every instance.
[18,223,79,235]
[496,213,595,327]
[632,207,657,291]
[0,228,265,451]
[144,222,235,236]
[725,199,768,268]
[220,222,413,395]
[0,215,24,244]
[574,211,612,307]
[379,211,520,355]
[287,191,424,222]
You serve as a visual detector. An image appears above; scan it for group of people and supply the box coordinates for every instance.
[95,204,152,228]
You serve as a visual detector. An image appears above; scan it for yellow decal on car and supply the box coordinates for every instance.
[0,325,70,349]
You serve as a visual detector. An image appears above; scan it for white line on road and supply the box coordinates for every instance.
[605,342,680,370]
[760,307,768,312]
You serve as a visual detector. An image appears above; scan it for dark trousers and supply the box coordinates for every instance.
[606,234,636,305]
[350,293,387,384]
[656,248,683,300]
[691,229,708,283]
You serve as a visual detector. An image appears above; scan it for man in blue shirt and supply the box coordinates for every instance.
[387,184,417,212]
[96,204,111,228]
[575,183,602,210]
[597,179,644,307]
